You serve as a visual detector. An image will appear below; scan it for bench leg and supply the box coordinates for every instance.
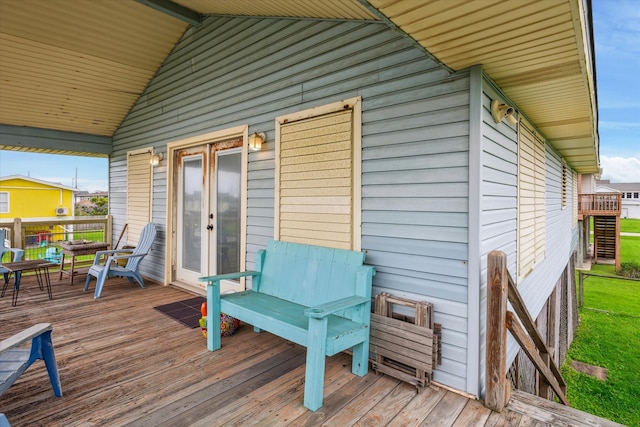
[206,281,222,351]
[304,317,328,411]
[351,339,369,377]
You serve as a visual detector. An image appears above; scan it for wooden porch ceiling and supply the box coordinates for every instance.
[0,274,621,426]
[0,0,598,173]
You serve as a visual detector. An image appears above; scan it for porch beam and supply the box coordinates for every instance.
[0,125,111,157]
[135,0,201,25]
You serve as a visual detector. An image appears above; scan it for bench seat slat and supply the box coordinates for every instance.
[0,349,31,365]
[221,292,369,356]
[0,350,29,394]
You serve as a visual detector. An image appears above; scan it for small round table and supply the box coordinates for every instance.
[0,260,56,306]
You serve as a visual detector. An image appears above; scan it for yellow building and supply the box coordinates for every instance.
[0,175,76,219]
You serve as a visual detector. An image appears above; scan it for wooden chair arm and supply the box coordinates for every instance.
[0,323,52,355]
[0,247,24,263]
[96,249,133,256]
[107,253,146,261]
[92,249,134,265]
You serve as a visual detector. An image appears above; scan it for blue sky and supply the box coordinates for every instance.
[0,0,638,188]
[0,151,108,192]
[593,0,640,182]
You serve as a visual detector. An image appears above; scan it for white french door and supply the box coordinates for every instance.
[174,140,243,293]
[176,150,207,284]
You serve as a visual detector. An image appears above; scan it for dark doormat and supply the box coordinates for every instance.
[154,296,206,328]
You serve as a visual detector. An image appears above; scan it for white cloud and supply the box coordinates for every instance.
[600,156,640,182]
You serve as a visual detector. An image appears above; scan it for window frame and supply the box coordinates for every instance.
[0,192,9,213]
[572,170,578,226]
[125,147,154,245]
[517,118,546,280]
[562,160,569,209]
[274,97,362,251]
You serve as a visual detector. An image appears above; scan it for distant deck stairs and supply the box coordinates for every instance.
[594,216,617,262]
[579,193,621,270]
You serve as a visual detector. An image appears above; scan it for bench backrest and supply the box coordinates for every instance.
[255,240,369,307]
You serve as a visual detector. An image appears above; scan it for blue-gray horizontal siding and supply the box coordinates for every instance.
[504,143,578,369]
[478,81,519,396]
[112,16,471,392]
[478,79,580,392]
[519,147,577,308]
[361,73,471,392]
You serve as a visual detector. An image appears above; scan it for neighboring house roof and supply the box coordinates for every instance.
[0,174,77,192]
[595,185,619,193]
[596,180,640,192]
[0,0,599,173]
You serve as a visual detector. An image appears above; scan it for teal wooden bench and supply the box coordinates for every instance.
[0,323,62,398]
[199,240,375,411]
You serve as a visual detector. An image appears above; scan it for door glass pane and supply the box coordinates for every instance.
[216,151,241,274]
[182,157,202,272]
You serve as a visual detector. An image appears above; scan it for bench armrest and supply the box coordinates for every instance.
[305,296,371,319]
[0,323,52,355]
[199,270,259,286]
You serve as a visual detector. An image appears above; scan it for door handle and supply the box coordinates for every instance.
[206,224,214,230]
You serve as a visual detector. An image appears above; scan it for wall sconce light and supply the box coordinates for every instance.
[491,99,517,125]
[150,152,163,166]
[249,132,266,151]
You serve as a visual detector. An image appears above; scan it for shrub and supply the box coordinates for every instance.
[618,262,640,279]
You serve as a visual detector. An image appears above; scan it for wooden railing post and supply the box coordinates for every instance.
[485,250,509,412]
[13,217,22,248]
[106,214,113,248]
[485,249,569,410]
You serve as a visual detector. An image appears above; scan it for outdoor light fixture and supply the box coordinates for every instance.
[150,152,163,166]
[249,132,266,151]
[491,99,517,125]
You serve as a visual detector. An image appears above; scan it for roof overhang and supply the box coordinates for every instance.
[0,0,599,172]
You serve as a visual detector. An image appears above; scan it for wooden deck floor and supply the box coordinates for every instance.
[1,273,624,426]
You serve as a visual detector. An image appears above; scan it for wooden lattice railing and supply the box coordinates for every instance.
[485,250,568,412]
[0,216,112,261]
[578,192,621,216]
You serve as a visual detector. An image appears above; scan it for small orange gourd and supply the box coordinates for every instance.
[201,301,207,317]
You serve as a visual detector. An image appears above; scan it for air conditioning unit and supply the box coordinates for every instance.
[56,207,69,215]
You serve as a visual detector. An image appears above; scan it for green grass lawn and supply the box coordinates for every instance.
[622,235,640,264]
[564,232,640,426]
[621,218,640,233]
[563,305,639,425]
